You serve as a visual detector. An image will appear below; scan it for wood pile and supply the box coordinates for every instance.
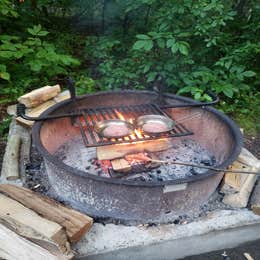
[0,184,93,260]
[221,148,260,209]
[9,84,71,128]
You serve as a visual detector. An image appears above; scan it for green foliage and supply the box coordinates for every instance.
[74,74,96,95]
[0,115,11,138]
[0,25,80,101]
[0,0,259,134]
[84,0,259,118]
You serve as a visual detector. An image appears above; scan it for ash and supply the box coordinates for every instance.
[24,144,234,226]
[54,137,216,182]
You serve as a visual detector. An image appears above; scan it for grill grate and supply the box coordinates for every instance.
[75,104,193,147]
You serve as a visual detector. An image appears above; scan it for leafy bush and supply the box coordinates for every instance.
[0,25,80,103]
[85,1,259,102]
[0,0,259,134]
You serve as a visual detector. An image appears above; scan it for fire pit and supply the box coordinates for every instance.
[32,90,242,224]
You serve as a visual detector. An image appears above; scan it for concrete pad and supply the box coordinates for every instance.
[74,209,260,259]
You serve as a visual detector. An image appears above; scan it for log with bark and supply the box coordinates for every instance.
[0,224,73,260]
[1,134,21,180]
[0,184,93,243]
[16,90,71,127]
[0,194,68,253]
[18,85,61,108]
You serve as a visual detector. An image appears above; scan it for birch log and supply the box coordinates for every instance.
[1,134,21,180]
[18,85,61,108]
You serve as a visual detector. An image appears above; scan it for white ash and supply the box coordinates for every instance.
[54,137,216,182]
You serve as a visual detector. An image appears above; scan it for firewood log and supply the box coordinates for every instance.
[0,184,93,243]
[18,85,61,108]
[251,181,260,216]
[0,194,68,253]
[222,148,260,208]
[1,134,21,180]
[0,224,73,260]
[97,139,172,160]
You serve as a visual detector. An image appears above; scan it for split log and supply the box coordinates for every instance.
[18,85,61,108]
[0,224,72,260]
[111,158,131,172]
[222,148,260,208]
[1,134,21,180]
[97,138,172,160]
[251,181,260,216]
[0,194,68,252]
[222,148,259,190]
[223,161,248,190]
[223,173,257,208]
[16,90,71,128]
[0,184,93,243]
[16,99,56,127]
[54,90,70,103]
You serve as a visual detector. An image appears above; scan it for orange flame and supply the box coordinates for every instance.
[115,110,126,121]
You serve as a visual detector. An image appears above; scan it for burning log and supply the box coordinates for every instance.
[97,138,172,160]
[111,159,131,172]
[18,85,61,108]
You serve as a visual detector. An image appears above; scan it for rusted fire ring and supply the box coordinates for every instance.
[32,90,243,187]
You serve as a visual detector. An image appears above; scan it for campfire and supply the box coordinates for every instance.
[31,88,243,223]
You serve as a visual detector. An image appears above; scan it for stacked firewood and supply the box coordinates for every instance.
[221,148,260,214]
[8,84,71,128]
[0,184,93,260]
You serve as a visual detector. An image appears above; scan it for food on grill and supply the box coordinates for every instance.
[136,115,175,134]
[94,119,134,138]
[142,122,169,133]
[103,124,131,138]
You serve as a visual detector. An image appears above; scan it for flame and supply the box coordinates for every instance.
[115,110,126,121]
[134,129,143,138]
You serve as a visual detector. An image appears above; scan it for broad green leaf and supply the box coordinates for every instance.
[136,34,150,40]
[133,40,146,50]
[0,51,13,58]
[0,72,10,80]
[171,44,178,54]
[166,39,175,48]
[143,40,153,51]
[143,64,151,73]
[147,72,157,82]
[179,44,188,55]
[223,88,233,98]
[194,92,201,100]
[37,31,49,37]
[243,71,256,77]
